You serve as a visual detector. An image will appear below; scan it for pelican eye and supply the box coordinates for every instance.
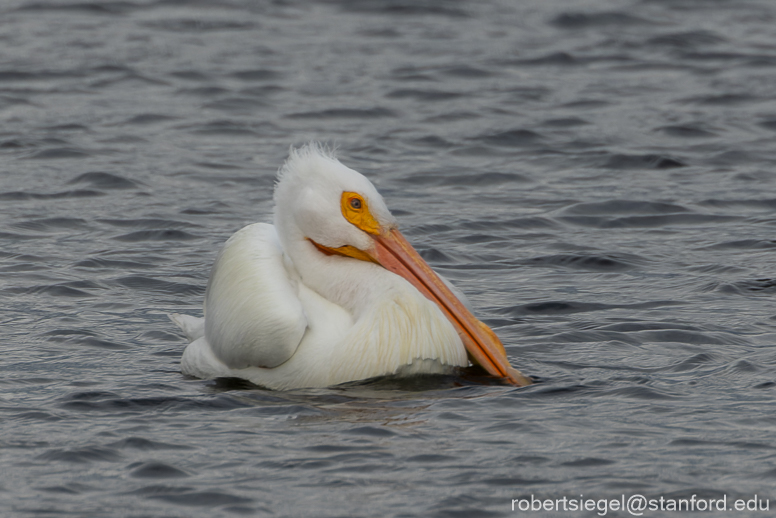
[341,191,380,235]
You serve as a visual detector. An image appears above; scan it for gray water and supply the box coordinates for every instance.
[2,0,776,516]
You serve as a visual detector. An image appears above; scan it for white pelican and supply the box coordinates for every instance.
[171,144,531,390]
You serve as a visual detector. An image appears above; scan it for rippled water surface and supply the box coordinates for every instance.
[3,0,776,516]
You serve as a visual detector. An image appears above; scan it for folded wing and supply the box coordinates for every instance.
[204,223,308,369]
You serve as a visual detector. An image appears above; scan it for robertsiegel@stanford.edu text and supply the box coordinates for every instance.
[511,494,769,515]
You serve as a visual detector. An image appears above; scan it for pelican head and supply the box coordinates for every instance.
[273,144,396,258]
[272,143,531,386]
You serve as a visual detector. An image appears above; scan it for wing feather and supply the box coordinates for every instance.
[204,223,307,369]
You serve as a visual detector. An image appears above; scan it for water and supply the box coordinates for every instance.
[2,0,776,516]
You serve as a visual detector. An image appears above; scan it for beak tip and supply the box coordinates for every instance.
[506,366,533,387]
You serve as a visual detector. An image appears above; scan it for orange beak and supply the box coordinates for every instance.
[369,228,531,386]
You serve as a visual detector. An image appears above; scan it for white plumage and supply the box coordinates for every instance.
[173,145,472,390]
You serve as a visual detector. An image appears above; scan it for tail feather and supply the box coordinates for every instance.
[169,313,205,341]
